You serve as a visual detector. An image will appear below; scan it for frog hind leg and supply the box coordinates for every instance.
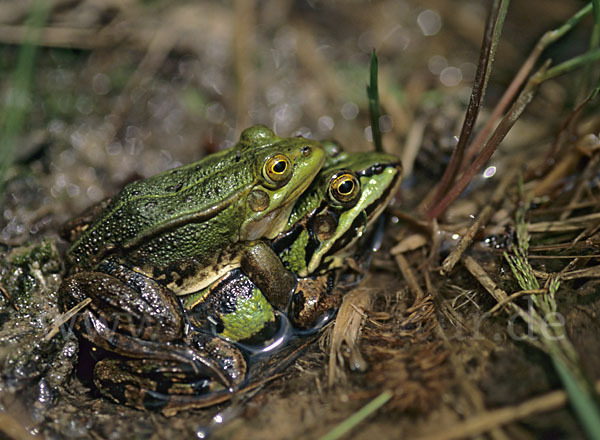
[94,358,235,415]
[96,334,247,415]
[59,262,184,342]
[240,240,297,310]
[59,264,234,385]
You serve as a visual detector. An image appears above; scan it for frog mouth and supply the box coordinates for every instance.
[242,201,296,241]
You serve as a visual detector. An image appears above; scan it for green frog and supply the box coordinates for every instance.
[85,146,401,414]
[90,148,401,414]
[63,125,326,305]
[185,148,402,340]
[59,126,326,410]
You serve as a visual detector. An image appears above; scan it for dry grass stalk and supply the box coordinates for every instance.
[399,116,425,178]
[415,380,600,440]
[390,233,428,255]
[44,297,91,341]
[561,141,600,218]
[533,264,600,281]
[461,255,511,311]
[486,288,547,315]
[425,0,507,219]
[394,253,425,301]
[327,285,375,386]
[526,212,600,232]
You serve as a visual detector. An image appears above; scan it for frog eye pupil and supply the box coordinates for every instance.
[338,180,354,195]
[273,160,286,173]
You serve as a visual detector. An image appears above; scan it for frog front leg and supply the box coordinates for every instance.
[59,261,233,385]
[239,240,297,310]
[184,268,279,344]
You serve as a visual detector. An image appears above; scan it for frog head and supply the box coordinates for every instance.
[238,127,326,241]
[274,150,402,277]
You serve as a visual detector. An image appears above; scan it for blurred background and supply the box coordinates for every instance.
[0,0,587,237]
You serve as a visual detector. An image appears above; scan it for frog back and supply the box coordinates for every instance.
[67,146,264,269]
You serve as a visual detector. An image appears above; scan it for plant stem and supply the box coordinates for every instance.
[425,0,509,219]
[319,390,392,440]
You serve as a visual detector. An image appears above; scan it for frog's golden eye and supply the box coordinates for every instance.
[263,154,293,186]
[329,172,360,206]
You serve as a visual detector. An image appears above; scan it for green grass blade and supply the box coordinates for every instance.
[590,0,600,49]
[319,390,392,440]
[552,356,600,440]
[366,50,383,153]
[0,0,50,196]
[541,48,600,81]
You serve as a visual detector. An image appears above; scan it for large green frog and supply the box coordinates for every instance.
[59,126,325,408]
[63,125,325,305]
[89,148,401,414]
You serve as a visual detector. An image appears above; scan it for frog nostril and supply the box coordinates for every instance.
[301,146,311,157]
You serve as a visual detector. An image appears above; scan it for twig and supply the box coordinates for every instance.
[486,288,546,315]
[526,212,600,232]
[530,200,599,216]
[560,149,600,220]
[0,25,106,49]
[526,254,600,259]
[441,167,518,274]
[529,147,582,197]
[528,90,595,183]
[462,255,522,317]
[400,117,425,178]
[395,254,425,302]
[426,62,549,220]
[44,297,91,342]
[462,2,594,169]
[0,284,18,311]
[533,265,600,281]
